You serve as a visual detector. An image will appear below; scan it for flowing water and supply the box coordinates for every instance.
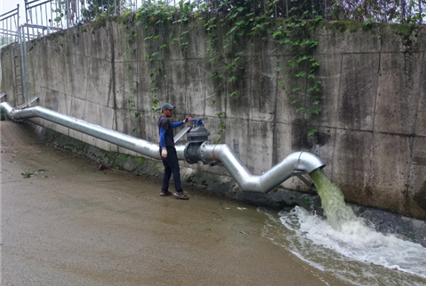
[309,170,356,229]
[260,169,426,285]
[2,122,425,285]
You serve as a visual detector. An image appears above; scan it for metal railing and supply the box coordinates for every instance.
[0,4,20,47]
[23,0,75,41]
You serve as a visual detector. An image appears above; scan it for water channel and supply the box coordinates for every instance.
[0,122,425,285]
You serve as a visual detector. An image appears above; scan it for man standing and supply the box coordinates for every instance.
[158,103,191,200]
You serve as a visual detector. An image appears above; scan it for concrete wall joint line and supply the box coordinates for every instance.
[109,22,118,133]
[271,58,279,166]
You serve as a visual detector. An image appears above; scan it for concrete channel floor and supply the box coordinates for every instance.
[0,121,346,285]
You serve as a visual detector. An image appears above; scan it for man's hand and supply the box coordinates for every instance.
[184,115,192,123]
[161,148,167,158]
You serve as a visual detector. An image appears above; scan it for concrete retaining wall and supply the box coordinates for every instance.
[0,20,425,219]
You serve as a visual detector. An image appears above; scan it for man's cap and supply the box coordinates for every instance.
[160,103,175,111]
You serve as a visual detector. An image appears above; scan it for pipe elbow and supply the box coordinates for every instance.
[294,151,325,173]
[0,102,14,118]
[240,176,264,192]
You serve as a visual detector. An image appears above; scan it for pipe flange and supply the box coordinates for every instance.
[184,142,201,164]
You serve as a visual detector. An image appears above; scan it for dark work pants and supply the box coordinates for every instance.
[160,146,183,193]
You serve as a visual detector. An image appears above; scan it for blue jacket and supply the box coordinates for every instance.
[158,116,184,148]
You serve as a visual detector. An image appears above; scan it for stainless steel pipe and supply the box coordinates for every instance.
[0,101,325,193]
[198,143,324,193]
[0,101,183,159]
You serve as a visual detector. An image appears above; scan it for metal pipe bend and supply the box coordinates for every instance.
[1,101,325,193]
[199,143,325,193]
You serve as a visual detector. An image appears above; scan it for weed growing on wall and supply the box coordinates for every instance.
[89,1,325,138]
[133,1,196,112]
[199,0,322,136]
[117,10,141,135]
[135,2,173,112]
[271,9,323,136]
[200,1,279,100]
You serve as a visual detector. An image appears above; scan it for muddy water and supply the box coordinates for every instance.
[0,122,346,285]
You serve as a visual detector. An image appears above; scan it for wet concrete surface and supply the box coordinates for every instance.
[0,121,346,285]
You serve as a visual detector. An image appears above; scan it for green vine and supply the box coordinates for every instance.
[136,2,171,112]
[200,1,322,136]
[202,2,270,100]
[173,1,195,56]
[215,112,226,144]
[98,1,324,139]
[133,1,197,112]
[272,10,323,136]
[119,10,141,135]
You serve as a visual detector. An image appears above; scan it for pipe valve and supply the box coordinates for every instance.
[184,119,210,164]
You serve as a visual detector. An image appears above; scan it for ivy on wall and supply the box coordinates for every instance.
[121,1,196,112]
[88,0,422,141]
[199,0,323,136]
[271,8,323,136]
[106,0,325,139]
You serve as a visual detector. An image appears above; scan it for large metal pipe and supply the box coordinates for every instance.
[0,101,183,159]
[0,100,325,193]
[198,143,324,192]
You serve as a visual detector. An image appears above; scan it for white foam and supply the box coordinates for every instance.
[279,206,426,278]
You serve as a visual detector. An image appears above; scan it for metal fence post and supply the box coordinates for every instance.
[18,25,28,103]
[16,4,20,43]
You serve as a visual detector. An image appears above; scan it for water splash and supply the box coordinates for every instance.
[260,207,426,285]
[259,169,426,285]
[281,207,426,278]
